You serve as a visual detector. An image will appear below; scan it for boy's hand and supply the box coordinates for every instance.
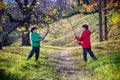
[78,42,81,45]
[78,41,83,45]
[75,36,79,40]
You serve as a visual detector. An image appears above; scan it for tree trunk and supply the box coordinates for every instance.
[104,0,108,40]
[83,0,89,5]
[0,43,2,50]
[14,0,37,46]
[98,0,103,42]
[21,23,31,46]
[22,30,30,46]
[58,8,62,19]
[77,0,80,6]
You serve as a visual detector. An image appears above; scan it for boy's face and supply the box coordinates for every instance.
[33,29,37,33]
[81,27,86,31]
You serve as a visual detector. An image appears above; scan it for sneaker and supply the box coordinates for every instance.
[84,62,88,66]
[94,57,97,60]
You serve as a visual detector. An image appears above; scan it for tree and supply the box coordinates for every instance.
[56,0,66,18]
[0,0,6,50]
[11,0,37,46]
[76,0,80,6]
[98,0,103,41]
[79,0,120,41]
[83,0,89,5]
[0,0,59,50]
[103,0,108,40]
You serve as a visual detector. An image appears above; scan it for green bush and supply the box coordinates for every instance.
[62,8,80,18]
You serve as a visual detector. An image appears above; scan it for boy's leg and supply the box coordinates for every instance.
[35,47,40,61]
[88,48,97,60]
[83,48,88,62]
[27,47,35,59]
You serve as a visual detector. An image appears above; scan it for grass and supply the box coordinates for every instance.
[0,40,120,80]
[87,51,120,80]
[89,41,120,80]
[71,40,120,80]
[0,47,60,80]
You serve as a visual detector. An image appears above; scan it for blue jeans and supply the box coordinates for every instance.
[83,48,97,62]
[27,47,40,60]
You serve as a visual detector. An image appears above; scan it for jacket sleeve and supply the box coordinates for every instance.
[79,32,86,41]
[39,34,43,41]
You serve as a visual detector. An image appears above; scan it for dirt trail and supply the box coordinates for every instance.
[49,48,90,80]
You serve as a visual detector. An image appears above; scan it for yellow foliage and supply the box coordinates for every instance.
[24,31,28,34]
[52,9,58,15]
[49,8,58,15]
[36,1,40,5]
[0,25,3,30]
[17,27,26,31]
[17,27,22,31]
[1,17,6,23]
[45,15,51,21]
[0,1,6,10]
[109,12,120,25]
[21,27,26,31]
[73,2,77,7]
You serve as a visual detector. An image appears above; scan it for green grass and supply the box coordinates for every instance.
[0,41,120,80]
[0,47,60,80]
[71,40,120,80]
[86,51,120,80]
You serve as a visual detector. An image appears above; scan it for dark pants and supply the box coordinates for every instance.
[83,48,97,62]
[27,47,40,60]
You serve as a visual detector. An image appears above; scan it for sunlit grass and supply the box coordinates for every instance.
[66,40,120,80]
[0,46,60,80]
[82,40,120,80]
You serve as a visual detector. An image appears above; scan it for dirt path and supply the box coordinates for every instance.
[49,48,90,80]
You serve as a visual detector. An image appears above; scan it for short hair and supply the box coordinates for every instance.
[82,24,89,30]
[31,27,37,32]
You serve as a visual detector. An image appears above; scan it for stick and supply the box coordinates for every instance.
[67,18,76,36]
[67,18,79,44]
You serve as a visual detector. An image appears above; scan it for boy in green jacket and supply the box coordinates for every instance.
[27,27,43,61]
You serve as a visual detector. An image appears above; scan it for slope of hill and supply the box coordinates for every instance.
[40,13,120,47]
[42,13,99,46]
[8,13,120,47]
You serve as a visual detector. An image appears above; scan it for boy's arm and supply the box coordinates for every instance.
[31,34,42,42]
[79,32,86,41]
[39,34,43,41]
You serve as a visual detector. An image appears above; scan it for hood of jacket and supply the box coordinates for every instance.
[83,30,91,36]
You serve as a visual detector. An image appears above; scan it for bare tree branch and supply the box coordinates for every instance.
[30,0,37,7]
[24,0,28,6]
[15,0,23,10]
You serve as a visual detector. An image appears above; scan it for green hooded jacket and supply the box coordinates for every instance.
[30,32,43,47]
